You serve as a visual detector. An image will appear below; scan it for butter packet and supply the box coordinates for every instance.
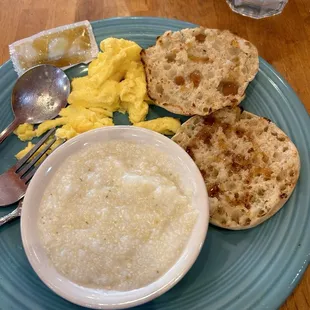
[9,20,99,76]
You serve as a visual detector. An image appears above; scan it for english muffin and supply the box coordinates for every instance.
[141,28,259,116]
[172,107,300,229]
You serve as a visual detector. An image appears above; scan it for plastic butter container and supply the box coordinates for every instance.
[9,20,99,76]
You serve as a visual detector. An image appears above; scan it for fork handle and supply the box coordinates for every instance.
[0,205,22,227]
[0,118,21,144]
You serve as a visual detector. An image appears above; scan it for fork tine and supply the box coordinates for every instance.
[14,128,56,170]
[23,166,39,184]
[18,136,57,178]
[23,139,65,183]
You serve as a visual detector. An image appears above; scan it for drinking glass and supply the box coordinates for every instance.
[226,0,288,19]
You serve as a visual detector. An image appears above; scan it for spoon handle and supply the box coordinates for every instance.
[0,201,22,227]
[0,118,20,144]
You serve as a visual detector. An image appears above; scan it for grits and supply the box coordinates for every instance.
[38,141,198,291]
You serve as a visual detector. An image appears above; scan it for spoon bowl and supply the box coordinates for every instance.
[0,64,70,143]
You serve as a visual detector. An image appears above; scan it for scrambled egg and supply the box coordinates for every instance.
[35,106,113,139]
[134,117,181,135]
[68,38,148,123]
[14,123,36,141]
[14,38,181,159]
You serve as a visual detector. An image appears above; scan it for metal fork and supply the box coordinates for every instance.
[0,128,59,207]
[0,128,66,226]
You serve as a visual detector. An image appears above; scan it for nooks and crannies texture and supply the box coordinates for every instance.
[172,107,300,230]
[141,27,259,116]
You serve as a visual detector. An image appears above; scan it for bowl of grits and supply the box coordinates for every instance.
[21,126,209,309]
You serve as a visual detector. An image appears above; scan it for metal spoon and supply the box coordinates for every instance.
[0,64,70,144]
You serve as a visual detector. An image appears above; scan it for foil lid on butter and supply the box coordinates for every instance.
[9,20,99,76]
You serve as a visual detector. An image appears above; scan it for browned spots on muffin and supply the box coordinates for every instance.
[185,147,195,159]
[202,115,232,137]
[195,33,206,42]
[188,54,210,63]
[244,218,251,225]
[166,53,176,63]
[230,154,251,173]
[217,81,239,96]
[218,138,228,150]
[234,153,247,163]
[276,174,283,182]
[232,56,240,63]
[199,169,209,179]
[229,191,253,210]
[202,132,212,146]
[276,135,286,142]
[252,152,269,165]
[220,123,232,136]
[156,84,164,94]
[235,127,245,138]
[207,183,221,198]
[174,76,185,86]
[189,70,202,88]
[257,209,267,217]
[257,188,265,197]
[250,167,272,180]
[280,193,288,199]
[244,203,251,209]
[244,130,255,142]
[263,117,271,123]
[289,170,296,177]
[203,115,216,126]
[230,162,242,173]
[224,150,232,157]
[262,153,269,163]
[217,207,224,215]
[221,219,227,226]
[231,39,240,48]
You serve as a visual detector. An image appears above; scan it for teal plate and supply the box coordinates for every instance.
[0,17,309,310]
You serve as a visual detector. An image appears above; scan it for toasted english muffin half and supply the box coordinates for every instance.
[172,107,300,229]
[141,27,259,116]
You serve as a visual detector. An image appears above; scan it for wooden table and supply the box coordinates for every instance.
[0,0,309,308]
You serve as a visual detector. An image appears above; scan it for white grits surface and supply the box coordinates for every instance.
[38,141,198,291]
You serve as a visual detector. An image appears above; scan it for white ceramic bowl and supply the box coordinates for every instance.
[21,126,209,309]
